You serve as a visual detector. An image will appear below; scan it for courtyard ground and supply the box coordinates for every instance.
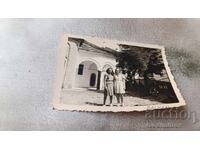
[60,88,166,107]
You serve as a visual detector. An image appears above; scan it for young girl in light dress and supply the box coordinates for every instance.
[114,68,126,106]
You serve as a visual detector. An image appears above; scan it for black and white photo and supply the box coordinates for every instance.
[53,35,186,112]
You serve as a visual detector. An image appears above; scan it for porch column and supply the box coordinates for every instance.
[97,71,101,90]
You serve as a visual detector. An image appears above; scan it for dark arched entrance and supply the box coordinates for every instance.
[90,73,96,87]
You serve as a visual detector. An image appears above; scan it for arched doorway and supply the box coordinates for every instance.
[75,60,99,89]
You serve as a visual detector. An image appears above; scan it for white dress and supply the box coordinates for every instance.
[114,74,125,94]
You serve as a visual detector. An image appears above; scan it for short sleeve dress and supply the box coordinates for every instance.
[114,74,125,94]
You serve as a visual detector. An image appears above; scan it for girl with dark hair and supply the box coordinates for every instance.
[103,68,114,106]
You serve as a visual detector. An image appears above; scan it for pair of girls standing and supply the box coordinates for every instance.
[103,68,126,106]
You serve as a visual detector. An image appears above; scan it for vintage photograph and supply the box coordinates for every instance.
[53,35,186,112]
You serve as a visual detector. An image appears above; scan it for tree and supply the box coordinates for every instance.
[117,45,165,76]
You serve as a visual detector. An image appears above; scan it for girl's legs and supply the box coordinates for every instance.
[120,94,124,106]
[103,96,107,105]
[116,94,120,104]
[103,90,107,105]
[110,96,113,106]
[115,94,120,106]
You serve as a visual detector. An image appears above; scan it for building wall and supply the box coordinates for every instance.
[64,45,117,89]
[76,48,117,71]
[63,41,79,89]
[75,61,98,88]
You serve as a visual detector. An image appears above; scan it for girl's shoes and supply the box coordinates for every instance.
[117,103,121,107]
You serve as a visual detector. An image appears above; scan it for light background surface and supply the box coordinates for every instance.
[0,18,200,130]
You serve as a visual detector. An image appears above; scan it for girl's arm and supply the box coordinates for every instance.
[122,75,126,90]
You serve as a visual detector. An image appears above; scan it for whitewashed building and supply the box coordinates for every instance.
[63,37,119,90]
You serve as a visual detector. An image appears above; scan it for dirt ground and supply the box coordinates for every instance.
[60,88,165,107]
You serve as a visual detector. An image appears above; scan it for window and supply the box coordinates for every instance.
[78,64,84,75]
